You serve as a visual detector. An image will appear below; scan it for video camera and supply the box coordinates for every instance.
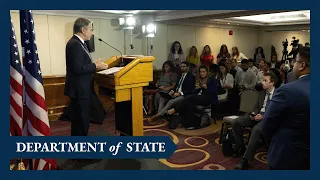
[290,37,299,48]
[282,39,288,48]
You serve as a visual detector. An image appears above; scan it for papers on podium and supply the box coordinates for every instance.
[97,67,124,75]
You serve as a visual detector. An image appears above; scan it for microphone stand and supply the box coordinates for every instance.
[98,38,125,67]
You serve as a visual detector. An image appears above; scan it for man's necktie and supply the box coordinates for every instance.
[265,92,271,111]
[176,74,185,91]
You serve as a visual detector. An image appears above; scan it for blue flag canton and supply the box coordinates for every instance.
[19,10,43,84]
[10,19,22,74]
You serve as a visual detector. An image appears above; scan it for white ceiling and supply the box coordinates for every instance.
[86,10,310,27]
[28,10,310,30]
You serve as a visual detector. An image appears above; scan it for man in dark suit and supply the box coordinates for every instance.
[65,18,108,136]
[232,73,277,170]
[147,61,195,123]
[262,46,310,170]
[270,54,282,69]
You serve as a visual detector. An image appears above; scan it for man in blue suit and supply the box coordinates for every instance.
[262,46,310,170]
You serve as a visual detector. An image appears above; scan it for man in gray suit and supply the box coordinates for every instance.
[232,72,278,170]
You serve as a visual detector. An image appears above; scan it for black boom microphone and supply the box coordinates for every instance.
[98,38,125,67]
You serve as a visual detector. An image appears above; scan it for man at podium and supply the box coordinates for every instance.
[64,17,108,136]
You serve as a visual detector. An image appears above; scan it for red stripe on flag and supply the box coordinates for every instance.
[10,76,22,96]
[25,106,51,136]
[10,96,22,118]
[25,82,47,111]
[10,115,22,136]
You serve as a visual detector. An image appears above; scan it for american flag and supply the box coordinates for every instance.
[19,10,57,170]
[10,18,23,136]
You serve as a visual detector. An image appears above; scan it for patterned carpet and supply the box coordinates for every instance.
[50,111,269,170]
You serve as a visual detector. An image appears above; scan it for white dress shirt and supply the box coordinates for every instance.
[177,73,187,95]
[260,87,275,113]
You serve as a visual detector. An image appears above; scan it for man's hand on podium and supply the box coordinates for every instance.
[95,58,109,71]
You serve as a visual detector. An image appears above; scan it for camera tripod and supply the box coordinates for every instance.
[282,49,288,61]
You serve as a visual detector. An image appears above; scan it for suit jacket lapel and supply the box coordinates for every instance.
[73,35,92,60]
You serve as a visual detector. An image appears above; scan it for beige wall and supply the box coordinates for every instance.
[10,11,310,75]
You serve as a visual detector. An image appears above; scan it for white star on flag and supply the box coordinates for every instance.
[34,40,36,44]
[29,10,32,13]
[32,29,35,34]
[12,27,14,31]
[26,50,31,54]
[13,35,16,39]
[36,60,40,64]
[28,60,32,64]
[30,19,34,24]
[13,43,17,48]
[24,29,28,34]
[37,70,41,75]
[35,50,38,54]
[24,19,26,23]
[25,39,30,44]
[14,52,18,56]
[15,60,19,64]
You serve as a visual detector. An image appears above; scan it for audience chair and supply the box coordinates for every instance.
[219,90,259,143]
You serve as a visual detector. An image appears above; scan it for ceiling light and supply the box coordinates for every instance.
[303,30,305,31]
[93,10,140,14]
[237,24,239,25]
[228,23,230,24]
[230,10,310,23]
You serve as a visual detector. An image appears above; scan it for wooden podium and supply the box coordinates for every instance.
[94,55,155,136]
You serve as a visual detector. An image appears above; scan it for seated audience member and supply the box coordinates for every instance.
[146,62,195,124]
[235,59,257,91]
[261,46,310,170]
[187,46,200,76]
[216,63,234,101]
[217,44,231,64]
[210,64,219,77]
[165,65,218,128]
[248,58,259,75]
[187,46,200,67]
[226,59,239,78]
[256,61,270,84]
[254,47,265,65]
[233,72,278,170]
[269,68,282,88]
[232,46,248,63]
[168,41,186,74]
[150,61,177,115]
[270,54,281,69]
[200,45,214,68]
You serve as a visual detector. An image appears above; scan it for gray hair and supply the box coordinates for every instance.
[73,18,92,34]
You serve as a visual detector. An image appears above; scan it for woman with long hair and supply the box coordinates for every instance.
[217,44,231,64]
[164,66,218,128]
[152,61,177,114]
[200,45,214,68]
[232,46,248,63]
[254,46,265,65]
[187,46,200,75]
[168,41,186,74]
[216,63,234,101]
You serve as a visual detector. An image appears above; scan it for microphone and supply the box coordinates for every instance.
[283,60,291,72]
[98,38,125,67]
